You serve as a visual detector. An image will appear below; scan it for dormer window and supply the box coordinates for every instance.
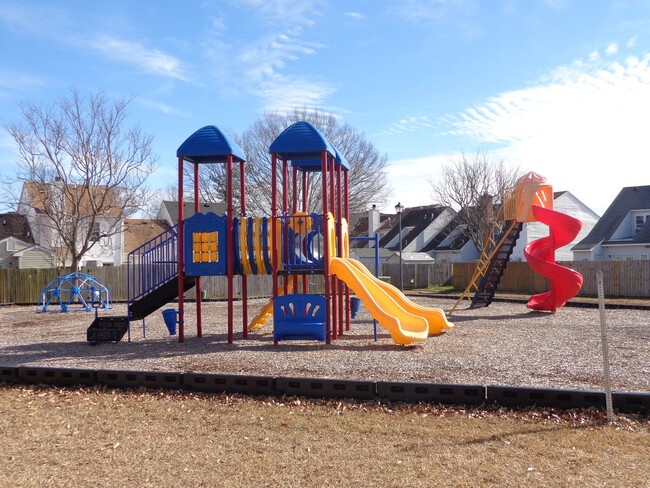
[636,215,648,234]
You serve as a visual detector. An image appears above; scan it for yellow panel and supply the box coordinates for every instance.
[193,232,201,243]
[193,243,201,252]
[202,243,209,252]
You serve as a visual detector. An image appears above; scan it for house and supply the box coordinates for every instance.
[350,190,598,264]
[122,219,171,263]
[572,185,650,260]
[17,181,124,267]
[510,191,600,261]
[349,204,476,262]
[0,213,53,268]
[158,201,226,226]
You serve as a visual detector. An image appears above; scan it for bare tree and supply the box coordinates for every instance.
[3,88,158,270]
[189,108,391,216]
[430,149,524,251]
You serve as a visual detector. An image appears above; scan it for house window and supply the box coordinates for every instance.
[91,223,101,242]
[6,238,15,252]
[636,215,649,233]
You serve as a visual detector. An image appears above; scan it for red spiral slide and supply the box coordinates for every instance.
[524,205,584,312]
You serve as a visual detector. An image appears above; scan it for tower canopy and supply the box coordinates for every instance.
[177,125,245,164]
[270,121,348,170]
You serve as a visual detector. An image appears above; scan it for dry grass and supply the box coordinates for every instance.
[1,385,648,488]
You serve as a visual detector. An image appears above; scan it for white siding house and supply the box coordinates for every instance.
[510,191,600,261]
[573,186,650,261]
[17,181,125,267]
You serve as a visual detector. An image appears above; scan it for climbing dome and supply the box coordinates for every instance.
[39,271,112,312]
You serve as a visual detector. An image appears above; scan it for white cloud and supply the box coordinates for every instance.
[440,49,650,214]
[605,42,619,55]
[257,77,335,112]
[381,115,434,135]
[235,0,324,25]
[89,36,189,81]
[345,12,365,20]
[383,154,450,212]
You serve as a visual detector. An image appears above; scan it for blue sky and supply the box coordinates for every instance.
[1,0,649,216]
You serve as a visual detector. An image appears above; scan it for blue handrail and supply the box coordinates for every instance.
[127,225,178,304]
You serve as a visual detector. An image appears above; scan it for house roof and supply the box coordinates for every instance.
[161,201,227,224]
[23,181,123,218]
[0,213,34,243]
[123,219,171,254]
[419,216,467,253]
[379,205,446,250]
[10,244,52,257]
[573,185,650,251]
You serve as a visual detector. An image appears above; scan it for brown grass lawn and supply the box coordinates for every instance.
[1,385,648,488]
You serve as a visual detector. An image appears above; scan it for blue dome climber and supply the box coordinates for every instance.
[39,271,112,313]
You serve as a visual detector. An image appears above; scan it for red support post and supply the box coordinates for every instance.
[177,156,185,343]
[329,155,337,340]
[271,153,279,301]
[336,164,344,336]
[240,160,248,339]
[226,155,234,343]
[344,170,351,331]
[321,151,331,344]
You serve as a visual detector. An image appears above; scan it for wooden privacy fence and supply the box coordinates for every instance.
[1,259,648,304]
[452,260,650,298]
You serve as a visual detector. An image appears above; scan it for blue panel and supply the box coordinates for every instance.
[261,217,272,274]
[184,212,228,276]
[246,217,258,275]
[269,121,336,160]
[177,125,245,163]
[273,294,327,342]
[232,218,243,275]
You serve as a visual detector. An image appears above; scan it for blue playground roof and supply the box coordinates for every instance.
[269,121,349,171]
[177,125,246,164]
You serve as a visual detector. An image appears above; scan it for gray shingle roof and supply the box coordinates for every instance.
[573,185,650,251]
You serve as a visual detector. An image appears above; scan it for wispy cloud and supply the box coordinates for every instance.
[257,77,336,112]
[134,98,193,117]
[381,115,433,135]
[0,4,189,83]
[207,1,335,113]
[88,36,189,82]
[234,0,325,25]
[345,12,365,20]
[0,71,43,97]
[440,46,650,212]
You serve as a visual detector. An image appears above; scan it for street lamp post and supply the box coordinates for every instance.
[395,202,404,290]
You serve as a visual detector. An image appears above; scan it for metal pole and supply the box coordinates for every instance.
[597,270,614,423]
[398,210,403,291]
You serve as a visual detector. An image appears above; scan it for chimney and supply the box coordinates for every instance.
[368,205,380,245]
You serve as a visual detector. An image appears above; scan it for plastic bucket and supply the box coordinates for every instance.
[350,296,361,319]
[162,308,177,335]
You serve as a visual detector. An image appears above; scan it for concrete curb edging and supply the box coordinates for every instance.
[1,365,648,414]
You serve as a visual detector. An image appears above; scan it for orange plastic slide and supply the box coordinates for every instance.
[248,279,294,331]
[344,258,453,335]
[330,257,452,345]
[524,205,583,312]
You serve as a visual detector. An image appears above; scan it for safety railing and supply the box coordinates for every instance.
[127,225,178,303]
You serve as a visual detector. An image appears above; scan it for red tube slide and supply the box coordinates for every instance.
[524,205,584,312]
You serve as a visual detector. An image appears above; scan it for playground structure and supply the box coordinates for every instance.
[39,271,111,313]
[451,172,584,314]
[93,122,453,346]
